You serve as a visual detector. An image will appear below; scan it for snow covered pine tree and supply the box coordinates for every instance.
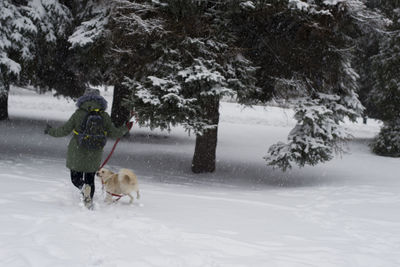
[234,0,371,170]
[369,0,400,157]
[68,0,143,126]
[113,0,258,173]
[0,0,71,120]
[0,0,36,120]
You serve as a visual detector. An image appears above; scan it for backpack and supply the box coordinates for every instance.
[76,110,107,150]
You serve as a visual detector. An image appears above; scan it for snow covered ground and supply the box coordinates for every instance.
[1,87,400,267]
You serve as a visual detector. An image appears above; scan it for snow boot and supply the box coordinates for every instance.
[81,184,93,210]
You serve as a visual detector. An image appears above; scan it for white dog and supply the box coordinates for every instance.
[96,168,140,204]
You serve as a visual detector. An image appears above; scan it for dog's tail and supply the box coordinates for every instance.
[119,169,136,184]
[120,174,135,185]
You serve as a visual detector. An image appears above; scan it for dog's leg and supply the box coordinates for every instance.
[127,193,134,204]
[136,190,140,199]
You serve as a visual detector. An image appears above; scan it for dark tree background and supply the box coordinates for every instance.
[1,0,398,172]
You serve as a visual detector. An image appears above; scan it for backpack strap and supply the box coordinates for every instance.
[73,109,108,136]
[79,109,101,133]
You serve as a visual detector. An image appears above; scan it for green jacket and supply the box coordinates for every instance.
[48,98,128,173]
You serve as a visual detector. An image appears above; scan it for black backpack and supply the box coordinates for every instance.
[76,110,107,150]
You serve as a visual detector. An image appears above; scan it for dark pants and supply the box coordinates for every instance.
[70,170,95,198]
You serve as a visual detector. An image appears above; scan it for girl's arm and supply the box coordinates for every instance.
[103,112,129,139]
[48,111,77,137]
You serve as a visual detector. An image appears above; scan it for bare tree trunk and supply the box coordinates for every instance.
[111,81,130,127]
[363,116,368,125]
[0,91,8,121]
[192,96,220,173]
[0,72,9,121]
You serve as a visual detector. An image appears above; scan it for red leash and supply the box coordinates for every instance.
[107,191,123,201]
[99,113,135,170]
[100,179,124,201]
[99,136,122,169]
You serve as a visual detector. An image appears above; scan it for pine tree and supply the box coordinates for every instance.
[0,0,72,120]
[2,0,386,172]
[67,0,141,126]
[230,0,374,170]
[26,0,74,95]
[112,0,259,172]
[369,0,400,156]
[66,0,112,98]
[352,0,389,122]
[103,0,381,172]
[0,0,36,120]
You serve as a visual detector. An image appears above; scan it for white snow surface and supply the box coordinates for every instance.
[1,87,400,267]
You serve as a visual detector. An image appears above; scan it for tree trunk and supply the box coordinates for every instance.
[363,116,368,125]
[0,72,9,121]
[192,97,220,173]
[0,91,8,121]
[111,81,130,127]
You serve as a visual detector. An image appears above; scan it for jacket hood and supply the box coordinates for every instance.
[76,94,108,111]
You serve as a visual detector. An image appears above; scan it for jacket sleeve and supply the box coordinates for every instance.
[103,112,129,139]
[48,112,77,137]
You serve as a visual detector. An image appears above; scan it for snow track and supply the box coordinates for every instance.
[1,153,400,267]
[1,87,400,266]
[0,157,284,267]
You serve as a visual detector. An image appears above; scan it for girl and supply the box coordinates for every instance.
[45,88,130,209]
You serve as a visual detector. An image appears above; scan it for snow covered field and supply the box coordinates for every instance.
[1,87,400,267]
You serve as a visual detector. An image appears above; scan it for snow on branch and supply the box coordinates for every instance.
[265,94,355,171]
[1,0,71,77]
[1,0,36,73]
[0,53,21,75]
[113,0,165,37]
[69,13,109,48]
[343,0,390,35]
[240,1,256,10]
[27,0,71,42]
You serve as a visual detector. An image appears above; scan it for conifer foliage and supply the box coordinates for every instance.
[0,0,71,120]
[1,0,36,120]
[231,0,367,170]
[369,0,400,157]
[115,0,259,172]
[2,0,397,173]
